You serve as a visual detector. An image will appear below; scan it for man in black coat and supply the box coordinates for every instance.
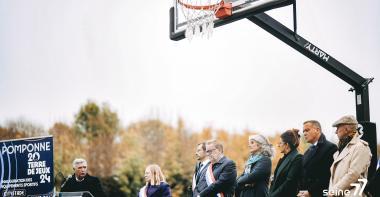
[193,142,210,197]
[298,120,337,197]
[61,158,106,197]
[196,140,237,197]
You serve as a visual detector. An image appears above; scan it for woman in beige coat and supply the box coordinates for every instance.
[327,115,371,197]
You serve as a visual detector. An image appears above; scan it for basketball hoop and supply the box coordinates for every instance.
[177,0,232,40]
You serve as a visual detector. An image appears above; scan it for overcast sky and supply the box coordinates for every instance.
[0,0,379,142]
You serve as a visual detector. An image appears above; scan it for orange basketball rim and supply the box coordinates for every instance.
[177,0,232,19]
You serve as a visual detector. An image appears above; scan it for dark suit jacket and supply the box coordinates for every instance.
[61,174,106,197]
[141,182,171,197]
[300,133,337,197]
[193,161,210,197]
[197,156,237,197]
[236,156,271,197]
[269,150,303,197]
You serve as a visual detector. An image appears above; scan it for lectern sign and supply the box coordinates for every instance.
[0,136,54,197]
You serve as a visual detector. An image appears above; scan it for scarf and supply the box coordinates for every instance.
[338,135,353,153]
[244,154,262,174]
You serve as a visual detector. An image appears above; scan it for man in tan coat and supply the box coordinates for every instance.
[327,115,372,197]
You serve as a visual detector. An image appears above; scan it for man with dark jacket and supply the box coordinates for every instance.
[61,158,106,197]
[193,142,210,197]
[298,120,337,197]
[196,140,237,197]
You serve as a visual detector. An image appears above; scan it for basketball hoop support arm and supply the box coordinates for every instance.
[169,5,377,177]
[247,13,377,177]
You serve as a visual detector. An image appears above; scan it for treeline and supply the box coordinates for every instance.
[1,101,379,196]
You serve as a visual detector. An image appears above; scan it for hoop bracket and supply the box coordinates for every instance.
[216,2,232,19]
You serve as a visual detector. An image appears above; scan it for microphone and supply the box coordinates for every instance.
[61,174,72,188]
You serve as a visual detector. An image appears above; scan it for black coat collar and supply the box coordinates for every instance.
[214,155,226,165]
[275,149,299,178]
[317,133,327,145]
[303,133,327,166]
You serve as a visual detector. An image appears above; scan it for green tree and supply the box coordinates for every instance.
[74,101,119,138]
[74,101,121,177]
[49,123,84,177]
[118,156,145,196]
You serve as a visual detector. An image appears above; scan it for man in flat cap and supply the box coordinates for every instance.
[327,115,372,197]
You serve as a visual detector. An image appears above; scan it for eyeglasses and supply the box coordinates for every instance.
[206,148,216,154]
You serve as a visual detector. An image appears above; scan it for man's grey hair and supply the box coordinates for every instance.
[206,139,224,153]
[72,158,87,169]
[303,120,322,131]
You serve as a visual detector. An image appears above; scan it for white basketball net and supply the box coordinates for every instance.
[178,0,224,40]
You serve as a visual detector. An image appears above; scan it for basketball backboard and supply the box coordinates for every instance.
[170,0,293,40]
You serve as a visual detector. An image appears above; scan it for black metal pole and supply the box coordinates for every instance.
[292,0,297,38]
[355,82,371,122]
[356,83,377,178]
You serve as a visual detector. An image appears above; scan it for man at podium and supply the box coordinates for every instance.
[61,158,106,197]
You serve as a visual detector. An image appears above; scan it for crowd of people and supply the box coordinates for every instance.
[61,115,378,197]
[188,115,375,197]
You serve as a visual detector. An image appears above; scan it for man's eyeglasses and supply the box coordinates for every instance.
[206,148,217,154]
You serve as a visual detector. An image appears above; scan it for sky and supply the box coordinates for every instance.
[0,0,379,142]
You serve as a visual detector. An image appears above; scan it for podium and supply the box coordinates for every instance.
[57,191,94,197]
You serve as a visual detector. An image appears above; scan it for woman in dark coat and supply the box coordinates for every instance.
[138,164,172,197]
[236,134,274,197]
[269,129,303,197]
